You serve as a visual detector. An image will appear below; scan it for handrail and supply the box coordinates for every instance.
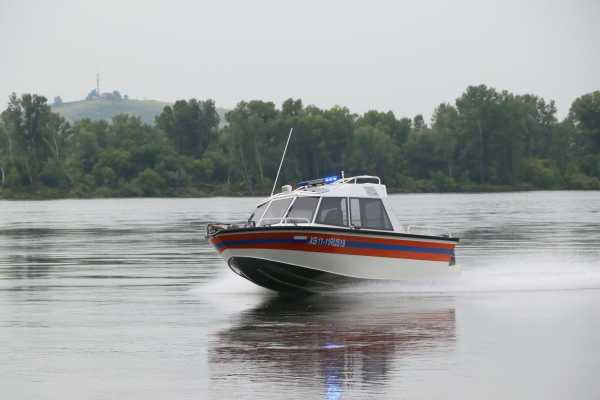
[332,175,381,185]
[259,217,311,226]
[207,220,255,234]
[207,217,312,237]
[296,175,382,190]
[282,217,311,225]
[207,220,454,240]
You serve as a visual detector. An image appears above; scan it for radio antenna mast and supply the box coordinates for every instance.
[270,127,294,197]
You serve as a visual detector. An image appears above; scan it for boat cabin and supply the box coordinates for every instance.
[248,175,403,232]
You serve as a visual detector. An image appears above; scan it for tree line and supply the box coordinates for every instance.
[1,85,599,198]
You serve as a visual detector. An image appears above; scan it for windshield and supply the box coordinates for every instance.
[249,202,268,224]
[259,198,293,225]
[285,197,319,223]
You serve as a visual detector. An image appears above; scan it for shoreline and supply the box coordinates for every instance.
[2,185,599,201]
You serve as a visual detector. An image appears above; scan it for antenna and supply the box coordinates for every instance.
[96,72,100,96]
[270,128,294,197]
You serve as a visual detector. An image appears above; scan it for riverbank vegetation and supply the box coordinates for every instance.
[1,85,599,198]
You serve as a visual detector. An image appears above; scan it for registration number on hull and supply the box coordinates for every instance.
[308,236,346,248]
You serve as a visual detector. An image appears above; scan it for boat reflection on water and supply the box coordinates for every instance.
[209,294,456,399]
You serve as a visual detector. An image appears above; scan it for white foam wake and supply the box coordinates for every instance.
[339,254,600,295]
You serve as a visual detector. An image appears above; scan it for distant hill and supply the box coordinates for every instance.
[52,98,228,125]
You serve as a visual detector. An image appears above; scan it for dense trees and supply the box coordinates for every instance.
[1,86,599,198]
[1,93,70,190]
[569,91,600,178]
[156,99,219,156]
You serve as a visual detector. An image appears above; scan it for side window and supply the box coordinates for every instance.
[363,198,393,230]
[315,197,348,227]
[285,197,319,223]
[260,198,293,225]
[249,202,268,223]
[350,198,393,230]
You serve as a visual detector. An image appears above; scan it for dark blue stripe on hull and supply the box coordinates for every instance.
[228,257,362,294]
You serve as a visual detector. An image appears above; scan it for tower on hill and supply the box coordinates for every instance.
[85,73,125,101]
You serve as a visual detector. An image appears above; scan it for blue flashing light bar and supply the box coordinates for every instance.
[298,175,339,187]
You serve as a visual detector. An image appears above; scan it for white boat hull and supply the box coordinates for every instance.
[222,248,458,280]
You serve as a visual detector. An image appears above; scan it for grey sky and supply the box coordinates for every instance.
[1,0,598,120]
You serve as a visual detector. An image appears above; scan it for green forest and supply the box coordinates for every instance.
[1,85,599,199]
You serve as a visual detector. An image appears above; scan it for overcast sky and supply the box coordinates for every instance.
[1,0,598,120]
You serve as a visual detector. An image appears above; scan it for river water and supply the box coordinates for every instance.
[1,192,599,399]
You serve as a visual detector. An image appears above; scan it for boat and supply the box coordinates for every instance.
[207,173,459,293]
